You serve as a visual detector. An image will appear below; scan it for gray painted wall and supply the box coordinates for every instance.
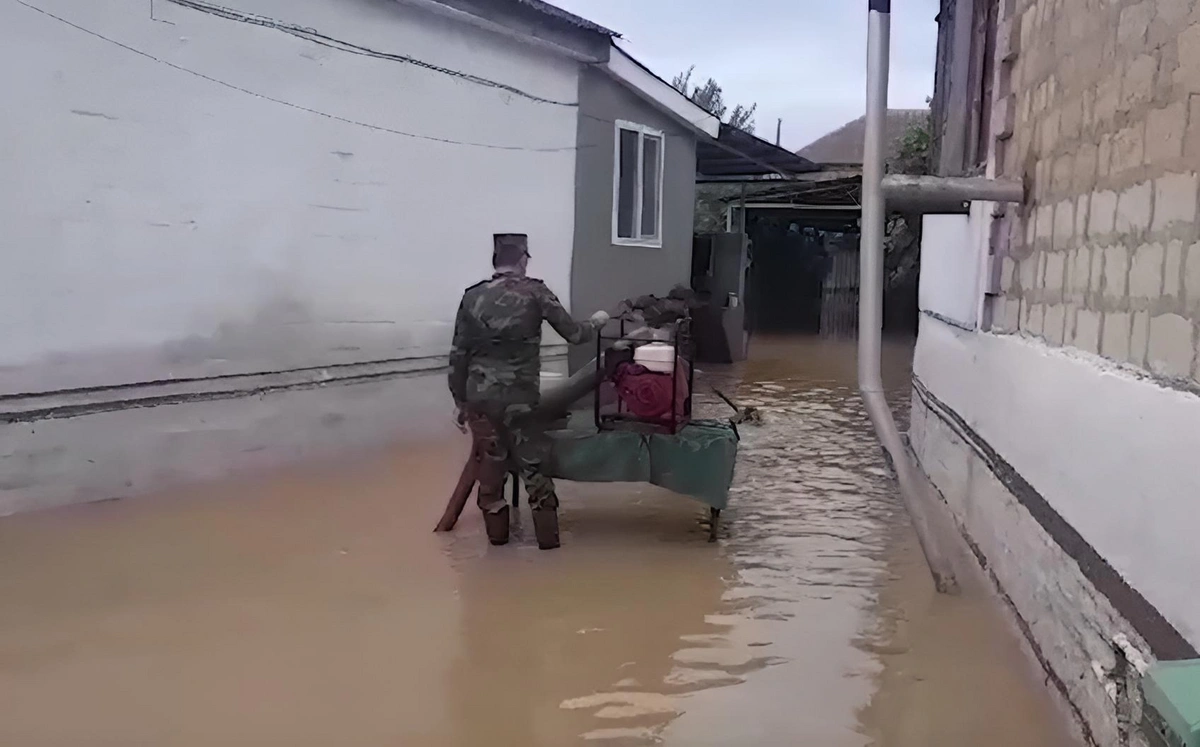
[569,67,697,371]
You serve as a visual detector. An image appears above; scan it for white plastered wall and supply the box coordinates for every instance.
[0,0,580,395]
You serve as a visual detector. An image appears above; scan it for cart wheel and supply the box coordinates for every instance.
[708,508,721,542]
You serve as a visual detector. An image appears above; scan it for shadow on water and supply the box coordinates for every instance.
[0,334,1073,746]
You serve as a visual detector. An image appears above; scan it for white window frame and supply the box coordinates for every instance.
[611,120,665,248]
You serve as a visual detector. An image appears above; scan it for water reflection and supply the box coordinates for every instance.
[443,482,745,745]
[655,337,914,746]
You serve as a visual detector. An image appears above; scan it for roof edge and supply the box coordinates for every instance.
[602,45,720,139]
[397,0,612,63]
[506,0,617,37]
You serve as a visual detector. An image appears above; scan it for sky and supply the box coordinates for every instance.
[550,0,941,150]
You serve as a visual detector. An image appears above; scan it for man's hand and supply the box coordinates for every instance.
[589,310,611,329]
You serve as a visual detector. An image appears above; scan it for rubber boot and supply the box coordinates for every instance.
[531,508,560,550]
[482,505,511,546]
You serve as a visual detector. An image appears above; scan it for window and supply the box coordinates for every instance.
[968,0,999,170]
[930,0,1001,175]
[613,121,664,247]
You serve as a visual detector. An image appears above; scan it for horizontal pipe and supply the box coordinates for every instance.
[882,174,1024,205]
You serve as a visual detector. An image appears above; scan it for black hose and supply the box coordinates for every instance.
[532,358,601,423]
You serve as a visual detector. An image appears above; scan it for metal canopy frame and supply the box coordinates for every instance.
[715,173,865,233]
[696,124,821,182]
[722,175,863,207]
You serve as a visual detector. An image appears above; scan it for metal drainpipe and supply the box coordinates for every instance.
[861,0,960,594]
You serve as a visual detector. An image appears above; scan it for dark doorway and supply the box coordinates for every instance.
[745,211,860,336]
[741,209,918,339]
[750,229,826,333]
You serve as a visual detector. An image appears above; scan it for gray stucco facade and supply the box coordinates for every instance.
[569,67,698,371]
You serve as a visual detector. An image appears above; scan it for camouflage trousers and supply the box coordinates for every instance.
[465,404,558,514]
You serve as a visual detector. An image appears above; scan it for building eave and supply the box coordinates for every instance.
[602,45,721,139]
[395,0,612,63]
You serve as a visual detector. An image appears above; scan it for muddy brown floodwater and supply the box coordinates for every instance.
[0,336,1076,746]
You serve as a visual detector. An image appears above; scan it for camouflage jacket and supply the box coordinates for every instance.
[448,273,596,407]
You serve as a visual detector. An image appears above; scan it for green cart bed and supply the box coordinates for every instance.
[542,418,740,540]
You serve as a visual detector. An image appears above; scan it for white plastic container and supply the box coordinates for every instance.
[633,342,676,374]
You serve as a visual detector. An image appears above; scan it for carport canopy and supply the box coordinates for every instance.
[696,124,823,182]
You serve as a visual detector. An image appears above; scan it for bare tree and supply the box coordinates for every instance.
[727,104,757,133]
[671,65,757,134]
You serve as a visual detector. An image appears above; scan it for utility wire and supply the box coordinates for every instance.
[155,3,712,146]
[162,1,725,145]
[11,0,584,152]
[162,0,578,107]
[13,1,769,164]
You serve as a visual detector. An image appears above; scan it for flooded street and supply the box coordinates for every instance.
[0,337,1073,746]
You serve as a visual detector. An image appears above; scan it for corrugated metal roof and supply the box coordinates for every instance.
[697,124,822,179]
[507,0,618,36]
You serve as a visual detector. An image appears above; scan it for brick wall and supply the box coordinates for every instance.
[996,0,1200,389]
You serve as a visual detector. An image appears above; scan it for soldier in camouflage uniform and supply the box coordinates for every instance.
[449,233,609,549]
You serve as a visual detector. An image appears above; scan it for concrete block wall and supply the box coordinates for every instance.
[997,0,1200,390]
[917,4,1200,741]
[910,388,1150,747]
